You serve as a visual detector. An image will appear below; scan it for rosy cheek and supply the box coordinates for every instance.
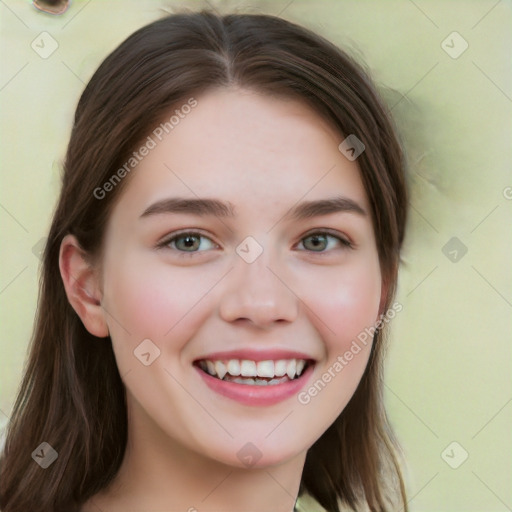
[103,255,217,344]
[303,264,381,353]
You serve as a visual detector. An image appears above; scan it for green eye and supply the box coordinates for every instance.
[160,232,217,254]
[157,230,352,257]
[299,232,352,252]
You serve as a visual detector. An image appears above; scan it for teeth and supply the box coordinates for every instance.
[286,359,296,379]
[257,360,274,378]
[198,358,310,381]
[227,359,241,376]
[230,376,289,386]
[213,360,227,380]
[206,360,216,376]
[230,379,256,385]
[233,377,255,385]
[274,360,288,377]
[240,360,257,377]
[269,377,288,385]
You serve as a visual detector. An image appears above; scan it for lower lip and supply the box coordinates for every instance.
[194,363,315,406]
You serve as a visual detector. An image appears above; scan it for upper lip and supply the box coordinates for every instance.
[194,349,316,363]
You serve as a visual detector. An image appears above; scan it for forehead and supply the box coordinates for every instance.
[112,87,369,218]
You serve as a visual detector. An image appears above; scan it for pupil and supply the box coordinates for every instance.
[308,235,325,251]
[180,235,198,250]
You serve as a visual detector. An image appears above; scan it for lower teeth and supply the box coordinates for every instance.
[225,375,291,386]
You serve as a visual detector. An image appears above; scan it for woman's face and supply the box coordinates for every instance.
[98,87,382,468]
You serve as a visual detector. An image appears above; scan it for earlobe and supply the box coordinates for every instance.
[59,234,109,338]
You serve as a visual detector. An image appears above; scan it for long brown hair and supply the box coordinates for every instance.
[0,9,408,512]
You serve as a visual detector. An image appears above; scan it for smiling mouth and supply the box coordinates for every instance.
[194,358,314,386]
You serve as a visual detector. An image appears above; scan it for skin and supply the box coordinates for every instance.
[60,87,384,512]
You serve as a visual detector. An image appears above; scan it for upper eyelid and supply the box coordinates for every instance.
[301,228,352,245]
[157,229,218,250]
[159,229,217,245]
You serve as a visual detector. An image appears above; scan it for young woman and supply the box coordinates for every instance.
[0,9,409,512]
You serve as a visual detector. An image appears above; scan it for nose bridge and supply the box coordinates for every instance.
[218,238,298,326]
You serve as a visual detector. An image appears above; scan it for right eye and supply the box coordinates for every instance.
[157,231,219,256]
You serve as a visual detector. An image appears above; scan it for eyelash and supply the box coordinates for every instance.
[156,229,353,257]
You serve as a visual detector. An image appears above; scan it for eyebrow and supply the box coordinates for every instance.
[139,195,367,220]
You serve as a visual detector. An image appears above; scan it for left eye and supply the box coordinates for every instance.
[297,232,351,252]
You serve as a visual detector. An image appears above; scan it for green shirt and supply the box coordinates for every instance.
[295,493,328,512]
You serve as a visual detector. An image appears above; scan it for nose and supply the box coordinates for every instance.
[218,248,299,329]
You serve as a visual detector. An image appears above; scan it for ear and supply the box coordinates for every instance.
[59,234,109,338]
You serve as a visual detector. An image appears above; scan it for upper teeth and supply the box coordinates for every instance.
[199,359,308,380]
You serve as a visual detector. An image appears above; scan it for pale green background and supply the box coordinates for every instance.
[0,1,511,510]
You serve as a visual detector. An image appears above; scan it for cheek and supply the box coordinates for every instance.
[293,257,382,434]
[302,257,382,352]
[102,252,221,349]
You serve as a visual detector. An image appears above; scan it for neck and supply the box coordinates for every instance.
[84,395,305,512]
